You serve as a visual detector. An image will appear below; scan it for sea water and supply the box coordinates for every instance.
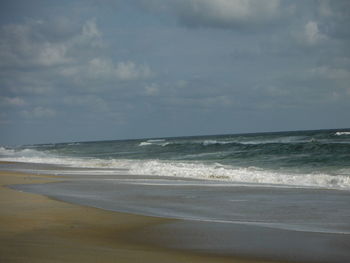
[1,129,350,262]
[1,129,350,189]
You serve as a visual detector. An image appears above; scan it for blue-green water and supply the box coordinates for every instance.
[1,129,350,189]
[3,129,350,262]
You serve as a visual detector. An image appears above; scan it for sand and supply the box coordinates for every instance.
[0,169,276,263]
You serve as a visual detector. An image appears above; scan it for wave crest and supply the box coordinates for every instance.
[335,132,350,136]
[139,139,168,147]
[129,160,350,190]
[1,145,350,190]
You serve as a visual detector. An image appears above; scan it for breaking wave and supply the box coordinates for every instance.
[128,160,350,190]
[1,129,350,190]
[1,146,349,190]
[335,131,350,136]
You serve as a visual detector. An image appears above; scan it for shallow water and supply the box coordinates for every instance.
[2,129,350,262]
[4,162,350,263]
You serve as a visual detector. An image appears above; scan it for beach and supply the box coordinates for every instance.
[0,167,277,263]
[1,0,349,260]
[1,164,350,263]
[1,130,350,263]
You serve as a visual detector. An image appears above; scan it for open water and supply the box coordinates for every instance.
[1,129,350,262]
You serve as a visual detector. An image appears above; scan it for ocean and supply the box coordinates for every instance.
[1,129,350,262]
[1,129,350,189]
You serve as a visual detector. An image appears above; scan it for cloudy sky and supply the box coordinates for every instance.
[1,0,349,145]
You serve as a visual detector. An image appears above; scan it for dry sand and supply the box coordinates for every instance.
[0,169,278,263]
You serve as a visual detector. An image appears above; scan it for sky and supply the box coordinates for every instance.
[0,0,349,145]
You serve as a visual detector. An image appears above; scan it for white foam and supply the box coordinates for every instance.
[0,147,48,158]
[1,146,350,190]
[335,131,350,136]
[139,142,153,146]
[139,139,168,147]
[203,140,231,146]
[203,136,308,146]
[128,160,350,190]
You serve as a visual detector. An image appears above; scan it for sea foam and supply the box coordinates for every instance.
[335,131,350,136]
[128,160,350,190]
[1,146,350,190]
[2,129,350,190]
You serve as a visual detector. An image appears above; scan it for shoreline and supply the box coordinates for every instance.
[0,169,275,263]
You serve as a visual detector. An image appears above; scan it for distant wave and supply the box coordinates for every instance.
[138,136,315,148]
[202,140,232,146]
[335,131,350,136]
[137,139,350,161]
[67,143,81,146]
[139,139,168,147]
[139,142,153,146]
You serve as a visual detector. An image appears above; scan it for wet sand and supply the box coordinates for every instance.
[0,169,275,263]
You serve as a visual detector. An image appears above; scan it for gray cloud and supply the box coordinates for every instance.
[63,95,109,112]
[0,16,155,123]
[0,0,349,144]
[140,0,290,29]
[61,58,153,83]
[20,106,56,119]
[317,1,350,40]
[0,96,26,107]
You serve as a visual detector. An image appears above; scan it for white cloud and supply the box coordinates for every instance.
[0,19,103,68]
[142,0,282,28]
[21,107,56,119]
[165,95,233,109]
[8,75,55,95]
[82,19,101,39]
[0,97,26,107]
[318,1,333,17]
[304,21,326,45]
[189,0,280,20]
[115,61,153,81]
[76,19,104,48]
[293,20,327,46]
[63,58,154,82]
[36,42,71,66]
[87,58,115,78]
[0,23,68,67]
[63,95,108,112]
[311,66,350,80]
[1,17,154,98]
[14,85,54,95]
[144,83,159,96]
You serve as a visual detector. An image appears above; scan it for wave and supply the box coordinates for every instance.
[0,147,132,171]
[205,135,313,145]
[2,150,349,190]
[1,146,350,190]
[2,128,350,191]
[136,140,350,163]
[67,143,81,146]
[128,160,350,190]
[202,140,233,146]
[2,145,349,190]
[0,146,48,159]
[139,142,153,146]
[140,139,305,148]
[335,131,350,136]
[139,139,168,147]
[138,137,348,150]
